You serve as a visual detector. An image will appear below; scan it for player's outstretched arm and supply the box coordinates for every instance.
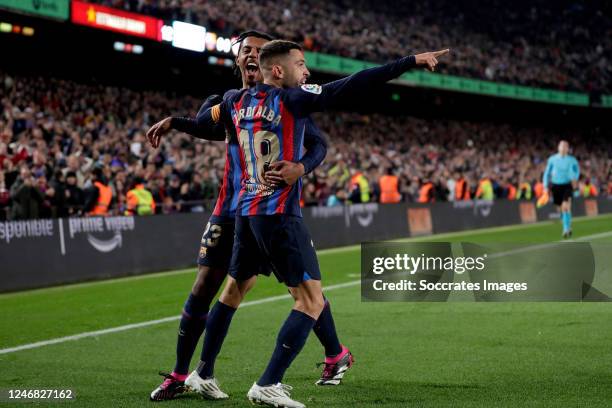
[265,118,328,186]
[146,95,226,148]
[285,49,450,115]
[146,117,173,148]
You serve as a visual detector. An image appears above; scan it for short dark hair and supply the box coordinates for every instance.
[232,30,274,77]
[259,40,303,69]
[233,30,274,53]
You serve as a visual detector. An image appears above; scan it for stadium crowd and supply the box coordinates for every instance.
[1,72,609,220]
[91,0,611,93]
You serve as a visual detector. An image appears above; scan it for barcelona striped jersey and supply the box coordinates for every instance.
[215,85,308,217]
[207,89,326,222]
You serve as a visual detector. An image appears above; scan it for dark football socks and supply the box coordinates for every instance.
[173,293,209,375]
[313,297,342,357]
[196,301,237,378]
[257,309,316,386]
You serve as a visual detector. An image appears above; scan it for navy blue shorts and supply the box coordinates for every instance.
[196,220,235,270]
[229,215,321,287]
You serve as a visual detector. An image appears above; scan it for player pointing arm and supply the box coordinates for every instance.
[268,42,450,115]
[201,43,449,125]
[197,42,449,188]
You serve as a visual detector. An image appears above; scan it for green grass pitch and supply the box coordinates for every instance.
[1,215,612,407]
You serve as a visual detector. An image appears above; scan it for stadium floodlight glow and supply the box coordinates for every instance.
[161,21,238,56]
[160,25,173,42]
[205,32,217,51]
[207,56,235,67]
[114,41,144,54]
[171,21,205,52]
[216,37,232,54]
[0,22,11,33]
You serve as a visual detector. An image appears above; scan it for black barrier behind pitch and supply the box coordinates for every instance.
[0,214,206,292]
[0,198,609,292]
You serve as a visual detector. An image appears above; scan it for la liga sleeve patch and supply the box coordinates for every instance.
[300,84,322,94]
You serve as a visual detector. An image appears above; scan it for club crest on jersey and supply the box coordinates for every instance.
[301,84,322,94]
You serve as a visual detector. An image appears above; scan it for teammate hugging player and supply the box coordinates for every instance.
[146,31,351,401]
[196,40,449,407]
[543,140,580,238]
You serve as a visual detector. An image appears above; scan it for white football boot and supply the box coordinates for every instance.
[247,382,305,408]
[184,371,229,400]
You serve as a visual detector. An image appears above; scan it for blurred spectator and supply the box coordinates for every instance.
[307,112,610,206]
[302,183,319,207]
[348,169,370,203]
[64,171,85,216]
[90,0,611,93]
[85,167,113,216]
[126,178,156,215]
[475,175,494,200]
[9,166,44,219]
[326,187,344,207]
[0,71,609,219]
[0,170,9,220]
[418,177,435,203]
[579,176,598,198]
[379,168,401,204]
[454,172,471,201]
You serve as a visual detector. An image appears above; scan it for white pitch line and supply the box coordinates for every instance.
[0,281,360,355]
[485,229,612,260]
[571,230,612,242]
[1,226,610,355]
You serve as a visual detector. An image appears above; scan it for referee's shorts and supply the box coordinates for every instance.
[551,183,573,206]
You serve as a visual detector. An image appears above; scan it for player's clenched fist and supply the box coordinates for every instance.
[146,117,173,148]
[414,49,450,72]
